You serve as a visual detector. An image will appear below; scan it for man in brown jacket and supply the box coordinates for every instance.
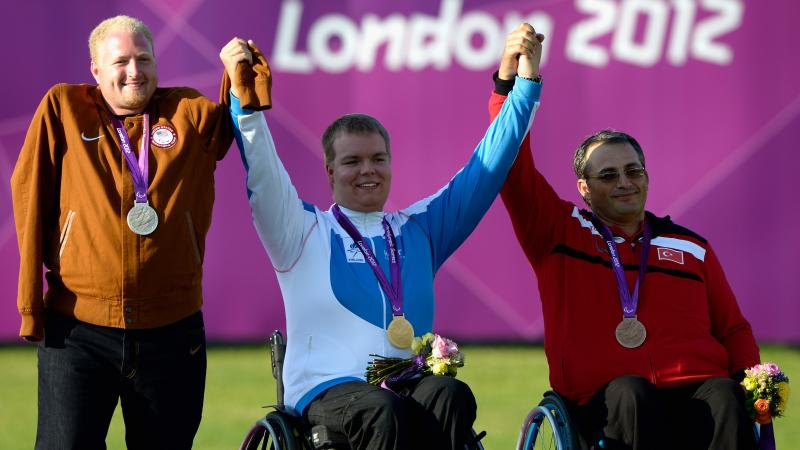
[11,15,267,449]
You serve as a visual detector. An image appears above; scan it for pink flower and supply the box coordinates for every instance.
[432,335,459,359]
[762,363,781,376]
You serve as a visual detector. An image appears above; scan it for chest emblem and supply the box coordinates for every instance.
[342,237,366,263]
[151,124,177,148]
[657,247,684,264]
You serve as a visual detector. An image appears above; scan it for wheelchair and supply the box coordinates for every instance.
[515,390,771,450]
[516,391,577,450]
[238,330,346,450]
[239,330,486,450]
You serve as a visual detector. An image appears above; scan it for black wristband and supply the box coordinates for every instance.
[493,71,515,96]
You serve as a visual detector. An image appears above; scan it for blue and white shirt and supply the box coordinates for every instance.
[231,78,541,414]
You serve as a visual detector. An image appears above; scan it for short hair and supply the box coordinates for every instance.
[89,15,154,64]
[573,129,645,179]
[321,114,391,165]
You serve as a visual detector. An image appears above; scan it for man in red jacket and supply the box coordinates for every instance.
[490,24,759,450]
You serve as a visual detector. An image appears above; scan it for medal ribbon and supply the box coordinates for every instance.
[332,205,403,316]
[591,216,652,318]
[111,114,150,204]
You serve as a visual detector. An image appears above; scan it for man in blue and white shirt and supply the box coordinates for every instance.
[222,24,544,450]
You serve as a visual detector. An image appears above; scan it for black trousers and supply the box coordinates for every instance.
[35,311,207,450]
[568,376,757,450]
[305,376,477,450]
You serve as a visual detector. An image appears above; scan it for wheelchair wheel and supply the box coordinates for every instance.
[516,391,577,450]
[240,410,310,450]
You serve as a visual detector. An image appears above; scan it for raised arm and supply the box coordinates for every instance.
[417,24,544,269]
[222,39,307,270]
[489,25,570,265]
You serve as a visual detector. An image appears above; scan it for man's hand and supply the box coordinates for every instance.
[498,23,545,81]
[220,37,255,97]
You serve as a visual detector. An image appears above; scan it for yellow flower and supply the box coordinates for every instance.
[777,382,790,414]
[431,360,449,375]
[421,333,435,345]
[411,337,423,354]
[743,377,758,391]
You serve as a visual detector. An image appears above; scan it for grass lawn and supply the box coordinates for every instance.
[1,344,798,449]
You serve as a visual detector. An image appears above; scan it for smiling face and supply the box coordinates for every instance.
[577,141,649,234]
[91,28,157,116]
[326,131,392,212]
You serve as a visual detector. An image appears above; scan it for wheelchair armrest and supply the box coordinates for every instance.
[269,330,286,409]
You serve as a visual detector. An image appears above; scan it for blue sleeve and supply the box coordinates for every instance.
[409,77,542,271]
[229,91,252,176]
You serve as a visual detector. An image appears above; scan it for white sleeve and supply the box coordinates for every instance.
[235,111,307,270]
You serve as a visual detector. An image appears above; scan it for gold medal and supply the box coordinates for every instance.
[387,315,414,349]
[615,316,646,348]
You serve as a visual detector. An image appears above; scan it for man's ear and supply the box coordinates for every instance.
[90,61,101,84]
[326,163,334,188]
[577,179,591,206]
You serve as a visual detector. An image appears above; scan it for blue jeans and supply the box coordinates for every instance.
[35,311,207,450]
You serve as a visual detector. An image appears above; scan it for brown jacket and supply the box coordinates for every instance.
[12,83,235,340]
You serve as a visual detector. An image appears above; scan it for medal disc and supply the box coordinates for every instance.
[615,316,646,348]
[387,315,414,349]
[127,202,158,235]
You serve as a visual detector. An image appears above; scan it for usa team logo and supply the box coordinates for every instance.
[150,125,177,148]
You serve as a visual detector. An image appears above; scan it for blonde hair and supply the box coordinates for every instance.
[88,15,154,63]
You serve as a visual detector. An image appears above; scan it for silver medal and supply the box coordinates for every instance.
[615,316,646,348]
[127,202,158,235]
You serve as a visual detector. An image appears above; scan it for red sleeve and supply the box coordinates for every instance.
[704,246,760,374]
[488,91,571,266]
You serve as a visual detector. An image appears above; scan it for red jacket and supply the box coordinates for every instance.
[489,91,759,405]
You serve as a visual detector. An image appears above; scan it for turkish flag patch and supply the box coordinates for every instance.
[657,247,685,264]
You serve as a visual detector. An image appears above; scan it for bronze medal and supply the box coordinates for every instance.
[615,316,646,348]
[387,315,414,349]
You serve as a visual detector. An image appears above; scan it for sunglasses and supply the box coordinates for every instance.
[584,167,647,183]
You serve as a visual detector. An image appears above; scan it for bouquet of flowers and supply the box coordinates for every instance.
[741,362,789,450]
[366,333,465,389]
[741,362,790,425]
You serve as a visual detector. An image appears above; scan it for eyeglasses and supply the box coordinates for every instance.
[584,167,647,183]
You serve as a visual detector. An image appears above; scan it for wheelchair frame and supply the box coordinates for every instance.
[515,389,770,450]
[239,330,346,450]
[516,391,577,450]
[239,330,486,450]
